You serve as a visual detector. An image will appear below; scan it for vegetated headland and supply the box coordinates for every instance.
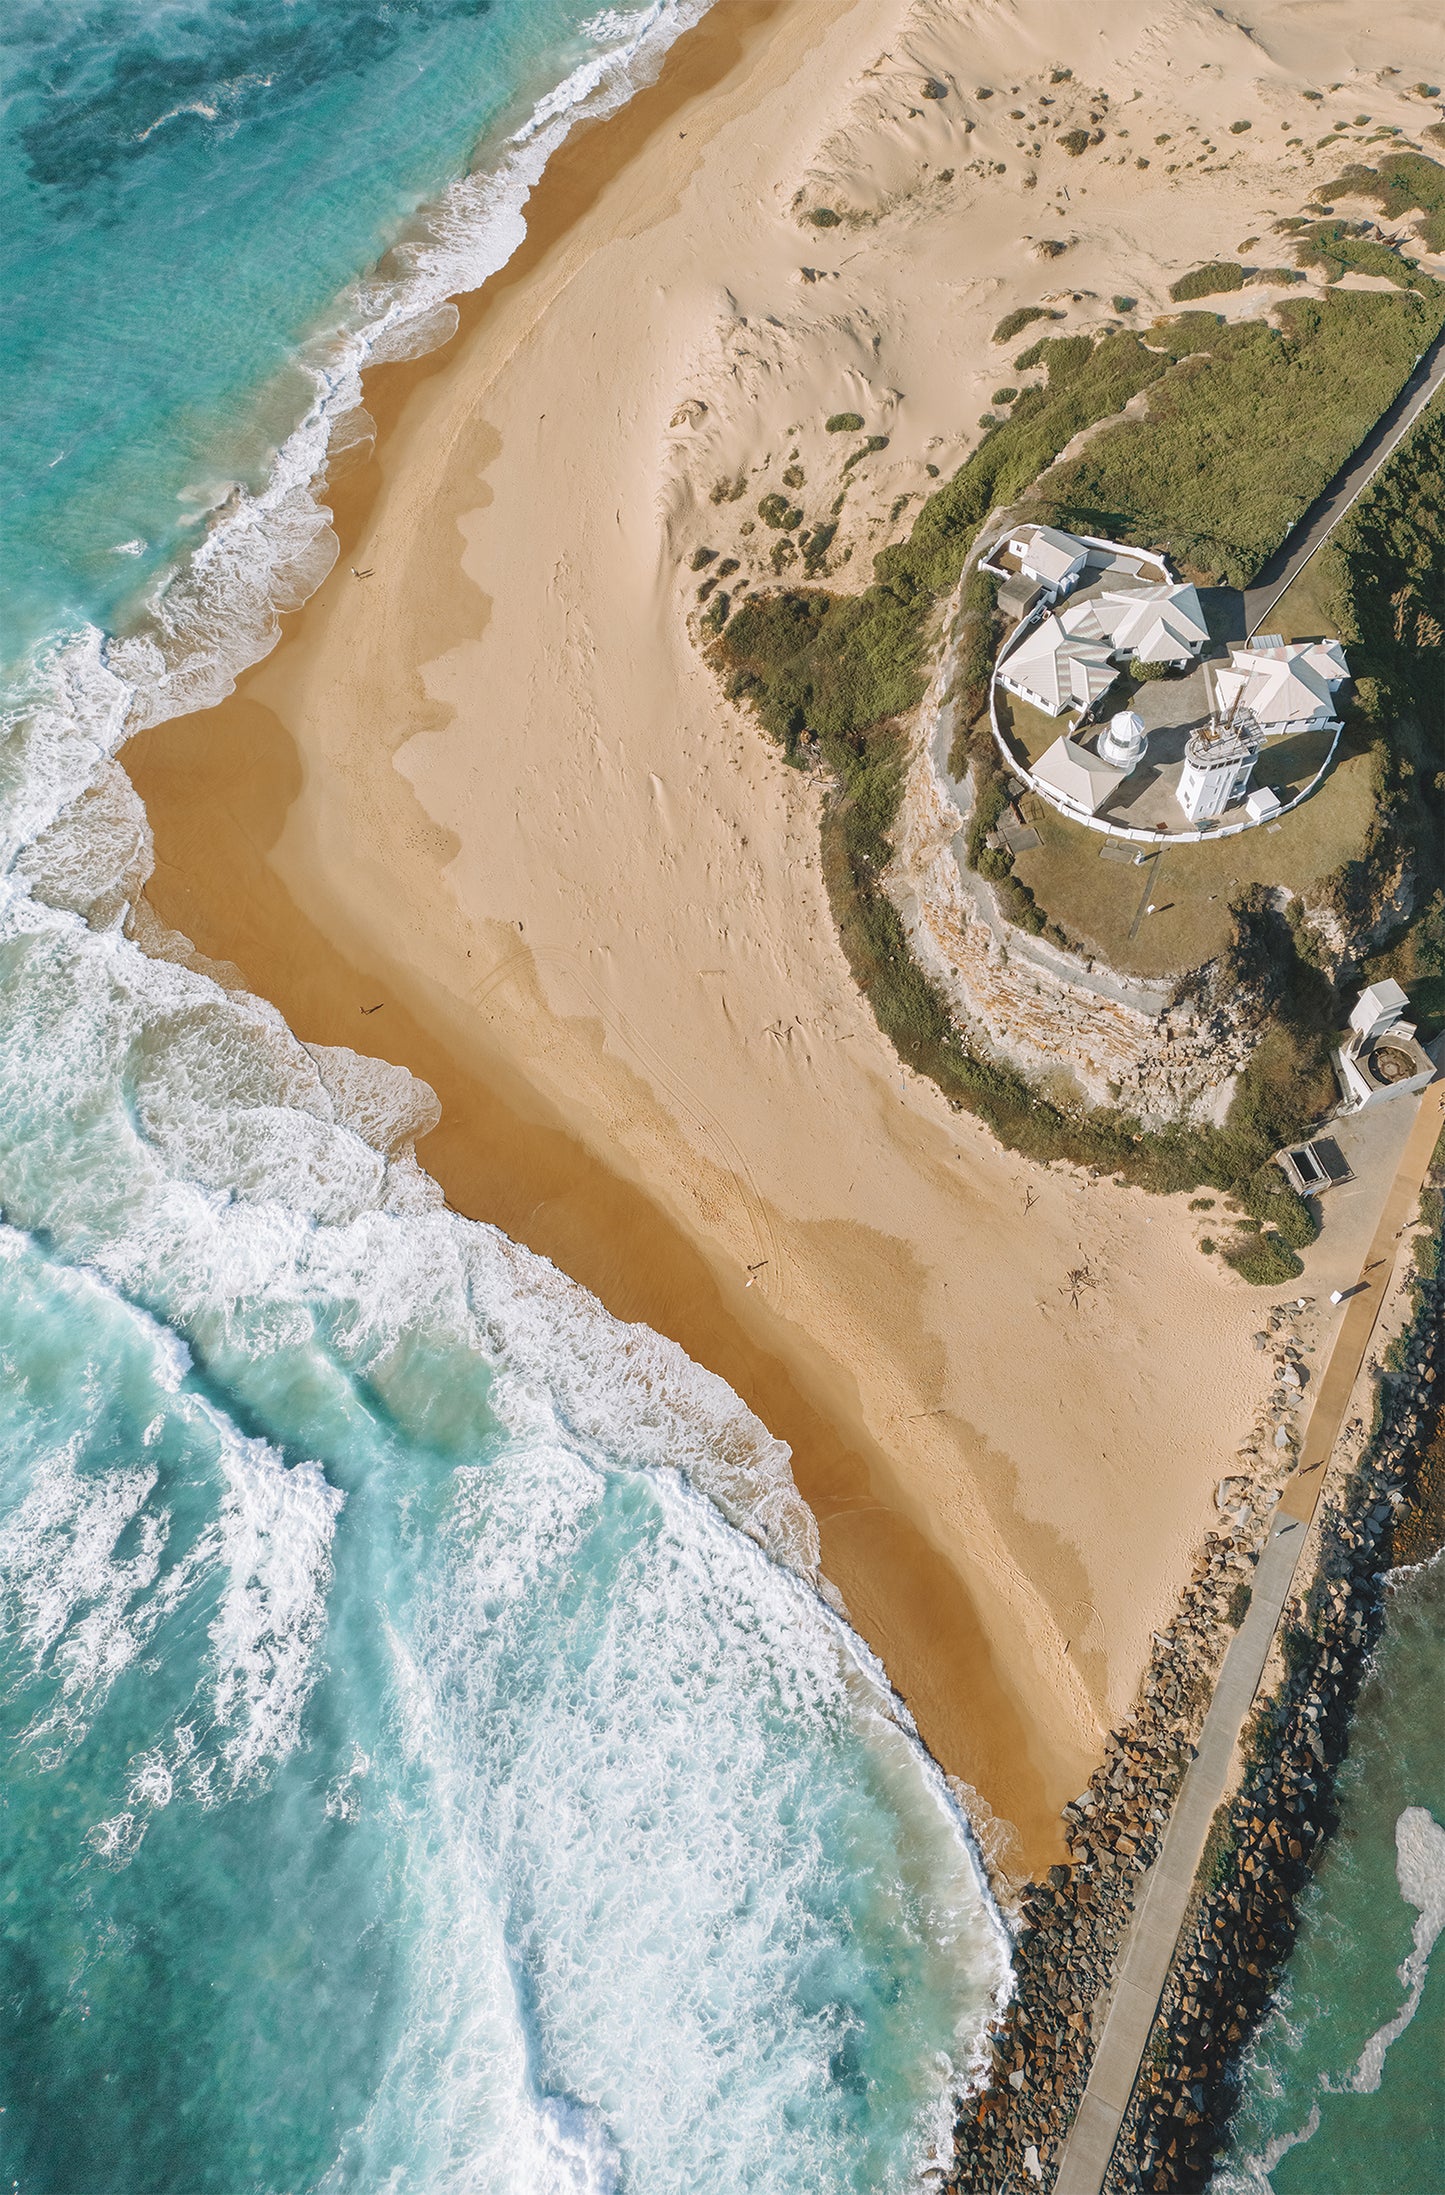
[949,1153,1445,2191]
[708,154,1445,1279]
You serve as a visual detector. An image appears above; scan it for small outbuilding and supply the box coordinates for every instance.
[1335,980,1434,1111]
[1031,735,1127,816]
[997,572,1046,621]
[1009,524,1090,598]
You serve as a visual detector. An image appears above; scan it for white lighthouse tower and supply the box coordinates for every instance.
[1097,707,1148,770]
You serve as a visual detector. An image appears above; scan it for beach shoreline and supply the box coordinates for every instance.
[121,0,1425,1869]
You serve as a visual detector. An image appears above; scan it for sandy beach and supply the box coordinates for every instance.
[125,0,1440,1869]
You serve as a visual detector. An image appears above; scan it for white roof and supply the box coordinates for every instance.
[1001,616,1117,714]
[1020,525,1089,584]
[1358,977,1409,1016]
[1058,582,1207,661]
[1032,735,1126,814]
[1214,639,1348,726]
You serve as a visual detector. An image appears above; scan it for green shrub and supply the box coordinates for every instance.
[690,546,717,571]
[1199,1236,1216,1255]
[1047,290,1445,584]
[1230,120,1252,134]
[1128,655,1173,681]
[1059,129,1091,157]
[1240,1162,1320,1248]
[966,763,1009,869]
[949,566,1000,771]
[808,207,841,227]
[1168,261,1247,301]
[841,435,890,476]
[826,411,865,433]
[992,386,1019,406]
[800,521,837,577]
[1294,216,1432,287]
[758,493,804,531]
[1112,295,1136,313]
[1224,1232,1306,1285]
[996,873,1047,933]
[993,306,1050,343]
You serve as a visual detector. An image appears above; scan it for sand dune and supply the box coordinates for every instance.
[127,0,1441,1869]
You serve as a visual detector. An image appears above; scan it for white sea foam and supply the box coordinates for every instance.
[332,1444,1007,2192]
[1343,1805,1445,2093]
[206,1427,342,1788]
[2,0,715,876]
[0,2,1012,2164]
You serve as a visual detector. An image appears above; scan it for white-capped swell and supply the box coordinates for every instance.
[0,3,1010,2178]
[1341,1806,1445,2094]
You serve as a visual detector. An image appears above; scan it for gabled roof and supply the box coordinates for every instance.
[1032,735,1126,815]
[1107,582,1209,658]
[1213,638,1349,725]
[1214,660,1321,723]
[1059,583,1208,660]
[1000,616,1116,713]
[1019,525,1090,584]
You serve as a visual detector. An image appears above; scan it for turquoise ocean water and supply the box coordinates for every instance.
[1214,1553,1445,2194]
[0,5,1009,2188]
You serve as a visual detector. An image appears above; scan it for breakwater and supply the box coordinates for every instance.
[1106,1253,1443,2191]
[950,1204,1443,2193]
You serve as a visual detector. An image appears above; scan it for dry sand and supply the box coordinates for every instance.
[125,0,1442,1871]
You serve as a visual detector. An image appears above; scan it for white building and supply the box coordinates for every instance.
[1177,722,1261,825]
[1335,980,1435,1111]
[1058,582,1209,666]
[1006,525,1090,599]
[1031,735,1127,816]
[997,614,1117,716]
[1097,708,1148,768]
[1209,637,1348,738]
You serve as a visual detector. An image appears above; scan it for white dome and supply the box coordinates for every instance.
[1098,708,1148,768]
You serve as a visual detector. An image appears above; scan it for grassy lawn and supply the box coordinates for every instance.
[1010,736,1377,978]
[1258,550,1346,643]
[993,686,1072,768]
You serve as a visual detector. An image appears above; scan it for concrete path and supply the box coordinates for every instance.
[1052,1516,1309,2195]
[1282,1076,1445,1526]
[1243,322,1445,636]
[1052,1073,1445,2195]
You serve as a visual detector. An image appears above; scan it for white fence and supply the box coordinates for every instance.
[985,563,1342,847]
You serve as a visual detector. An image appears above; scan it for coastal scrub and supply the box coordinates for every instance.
[709,286,1442,1207]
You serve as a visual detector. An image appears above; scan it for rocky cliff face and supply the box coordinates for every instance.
[888,644,1255,1128]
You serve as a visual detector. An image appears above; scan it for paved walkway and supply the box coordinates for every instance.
[1243,322,1445,636]
[1052,1073,1445,2195]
